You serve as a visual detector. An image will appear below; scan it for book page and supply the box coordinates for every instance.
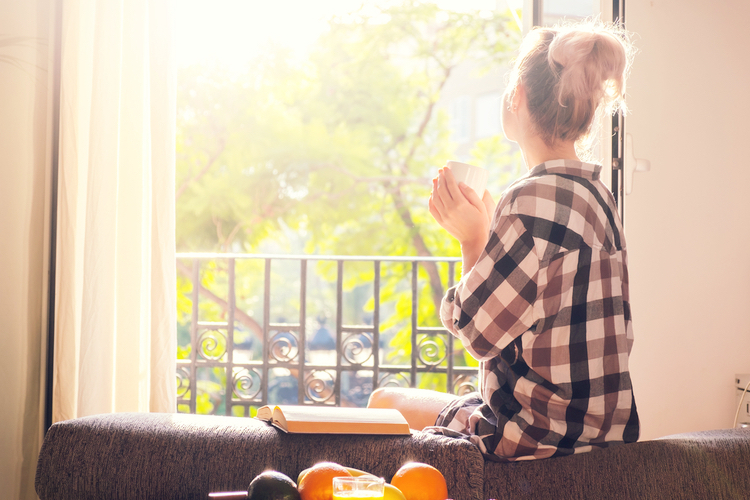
[257,405,410,435]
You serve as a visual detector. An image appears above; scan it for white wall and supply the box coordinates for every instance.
[626,0,750,440]
[0,0,53,497]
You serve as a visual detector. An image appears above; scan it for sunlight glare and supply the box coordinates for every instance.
[176,0,501,67]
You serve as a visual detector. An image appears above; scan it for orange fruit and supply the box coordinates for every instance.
[390,462,448,500]
[297,462,352,500]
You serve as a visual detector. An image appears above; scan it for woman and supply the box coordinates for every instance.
[368,22,639,461]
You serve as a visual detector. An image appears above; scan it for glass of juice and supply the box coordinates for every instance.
[332,476,385,500]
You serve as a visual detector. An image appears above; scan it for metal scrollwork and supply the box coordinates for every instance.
[198,329,227,361]
[269,331,298,363]
[304,370,335,403]
[176,366,191,399]
[341,332,373,365]
[417,335,447,367]
[377,372,410,389]
[231,367,262,400]
[452,374,478,396]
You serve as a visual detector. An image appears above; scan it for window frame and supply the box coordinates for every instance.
[529,0,626,219]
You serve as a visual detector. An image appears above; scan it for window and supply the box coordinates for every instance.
[173,0,625,415]
[450,95,472,144]
[475,92,502,139]
[538,0,598,25]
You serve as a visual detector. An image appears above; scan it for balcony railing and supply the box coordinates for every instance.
[176,253,478,417]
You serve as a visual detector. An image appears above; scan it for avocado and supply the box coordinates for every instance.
[247,471,301,500]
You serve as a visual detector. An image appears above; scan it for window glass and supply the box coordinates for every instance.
[172,0,621,414]
[540,0,598,25]
[475,92,502,139]
[536,0,609,167]
[450,95,472,144]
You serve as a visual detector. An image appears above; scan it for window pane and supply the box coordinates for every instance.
[450,95,472,144]
[475,93,502,139]
[540,0,597,25]
[174,1,539,413]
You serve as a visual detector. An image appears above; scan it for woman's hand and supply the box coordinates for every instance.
[429,167,495,270]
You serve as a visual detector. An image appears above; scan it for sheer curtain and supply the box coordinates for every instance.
[53,0,177,421]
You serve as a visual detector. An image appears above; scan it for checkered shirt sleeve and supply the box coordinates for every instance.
[437,160,639,462]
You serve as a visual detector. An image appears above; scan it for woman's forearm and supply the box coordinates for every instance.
[460,236,487,274]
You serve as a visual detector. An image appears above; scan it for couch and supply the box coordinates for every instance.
[35,412,750,500]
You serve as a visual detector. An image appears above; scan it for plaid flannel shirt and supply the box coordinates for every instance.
[436,159,639,461]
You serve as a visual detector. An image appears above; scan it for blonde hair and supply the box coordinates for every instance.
[507,21,634,149]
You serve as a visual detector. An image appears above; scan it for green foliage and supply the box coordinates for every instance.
[176,2,520,257]
[176,1,523,402]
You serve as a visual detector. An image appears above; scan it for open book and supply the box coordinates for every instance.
[256,405,411,435]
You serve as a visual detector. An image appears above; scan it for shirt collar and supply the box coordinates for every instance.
[526,159,602,181]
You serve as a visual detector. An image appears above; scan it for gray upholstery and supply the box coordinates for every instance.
[34,412,485,500]
[35,412,750,500]
[483,428,750,499]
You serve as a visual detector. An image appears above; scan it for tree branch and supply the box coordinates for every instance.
[176,137,226,200]
[176,260,263,338]
[388,184,445,310]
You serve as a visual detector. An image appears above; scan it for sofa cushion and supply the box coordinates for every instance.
[35,412,485,500]
[482,428,750,499]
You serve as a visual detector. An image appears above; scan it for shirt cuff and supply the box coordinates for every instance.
[440,286,458,335]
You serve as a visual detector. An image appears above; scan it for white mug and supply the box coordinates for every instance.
[446,161,488,196]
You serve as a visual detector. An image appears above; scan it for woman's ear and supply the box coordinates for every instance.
[511,84,526,113]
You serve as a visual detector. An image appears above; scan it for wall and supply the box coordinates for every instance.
[0,0,53,497]
[625,0,750,440]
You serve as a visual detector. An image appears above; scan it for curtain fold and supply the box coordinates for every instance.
[53,0,176,422]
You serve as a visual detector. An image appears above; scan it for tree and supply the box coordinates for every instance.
[175,1,523,408]
[177,0,520,296]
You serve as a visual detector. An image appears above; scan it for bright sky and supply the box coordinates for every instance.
[175,0,511,67]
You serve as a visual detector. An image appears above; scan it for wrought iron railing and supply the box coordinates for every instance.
[175,254,478,417]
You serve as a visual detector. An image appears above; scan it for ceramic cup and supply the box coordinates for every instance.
[446,161,488,196]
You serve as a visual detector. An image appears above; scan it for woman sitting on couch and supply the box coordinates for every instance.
[369,20,639,462]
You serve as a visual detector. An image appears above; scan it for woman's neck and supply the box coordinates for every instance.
[520,134,579,170]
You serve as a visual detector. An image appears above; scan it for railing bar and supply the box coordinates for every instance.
[410,261,418,388]
[447,260,456,394]
[179,254,474,414]
[416,327,449,334]
[184,361,472,374]
[216,363,365,370]
[339,326,378,333]
[206,363,262,368]
[185,363,475,373]
[372,260,380,392]
[189,260,200,415]
[375,365,476,373]
[298,259,307,404]
[177,252,461,263]
[335,260,344,406]
[268,323,301,330]
[377,367,453,373]
[196,361,261,367]
[262,258,271,406]
[191,362,236,368]
[225,258,236,416]
[186,360,477,374]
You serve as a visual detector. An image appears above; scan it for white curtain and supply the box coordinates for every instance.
[53,0,177,421]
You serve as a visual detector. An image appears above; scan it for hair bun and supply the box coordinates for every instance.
[547,25,630,114]
[506,21,634,147]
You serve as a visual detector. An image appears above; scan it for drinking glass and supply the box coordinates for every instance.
[332,476,385,500]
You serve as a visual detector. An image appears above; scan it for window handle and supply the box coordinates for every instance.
[624,133,651,195]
